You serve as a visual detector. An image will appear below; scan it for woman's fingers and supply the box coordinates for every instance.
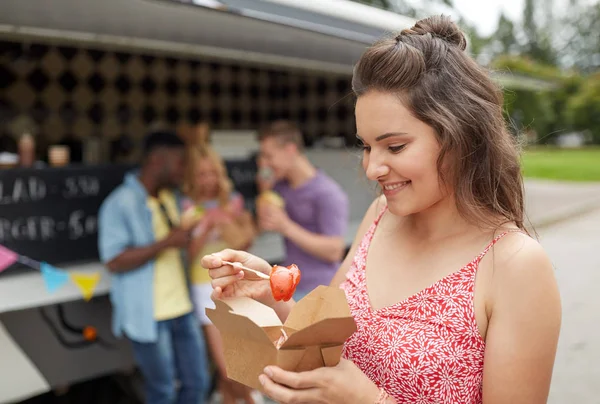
[210,286,222,300]
[208,264,243,280]
[265,366,323,390]
[210,272,244,291]
[202,249,272,275]
[259,373,320,404]
[202,249,251,268]
[259,374,295,403]
[201,252,224,269]
[204,249,273,302]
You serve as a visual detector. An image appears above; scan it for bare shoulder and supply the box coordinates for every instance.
[481,231,561,403]
[489,231,555,283]
[487,231,561,320]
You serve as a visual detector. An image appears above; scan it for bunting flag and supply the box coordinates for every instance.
[0,244,101,301]
[0,245,18,273]
[41,262,70,293]
[71,273,101,302]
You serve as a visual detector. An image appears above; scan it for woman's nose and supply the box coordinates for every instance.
[364,154,390,181]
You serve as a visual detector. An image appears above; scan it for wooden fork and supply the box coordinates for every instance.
[222,260,270,281]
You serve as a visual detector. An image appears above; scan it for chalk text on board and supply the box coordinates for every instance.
[0,211,98,242]
[0,177,47,204]
[62,176,101,199]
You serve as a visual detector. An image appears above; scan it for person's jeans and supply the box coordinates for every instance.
[130,312,210,404]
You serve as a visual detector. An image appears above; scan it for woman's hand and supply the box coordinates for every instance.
[201,249,275,306]
[258,359,382,404]
[258,204,291,235]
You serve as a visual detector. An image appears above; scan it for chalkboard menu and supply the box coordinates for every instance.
[0,159,258,271]
[0,165,132,268]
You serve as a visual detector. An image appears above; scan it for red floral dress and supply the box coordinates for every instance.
[341,207,514,404]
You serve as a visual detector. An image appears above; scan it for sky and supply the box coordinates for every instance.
[446,0,598,36]
[450,0,524,36]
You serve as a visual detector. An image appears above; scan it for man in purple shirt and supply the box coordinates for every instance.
[256,120,349,299]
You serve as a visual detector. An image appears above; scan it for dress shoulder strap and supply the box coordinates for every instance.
[353,202,388,257]
[476,229,525,264]
[374,202,388,225]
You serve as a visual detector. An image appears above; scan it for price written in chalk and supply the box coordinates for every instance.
[0,210,98,243]
[62,176,100,199]
[0,175,101,205]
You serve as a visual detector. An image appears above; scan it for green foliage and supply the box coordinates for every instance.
[503,88,555,142]
[490,55,600,145]
[493,56,567,142]
[492,55,566,81]
[566,73,600,144]
[546,74,585,139]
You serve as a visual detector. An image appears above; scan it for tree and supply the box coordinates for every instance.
[473,13,518,65]
[495,13,517,55]
[492,55,573,143]
[555,1,600,73]
[567,73,600,144]
[521,0,557,64]
[454,17,490,59]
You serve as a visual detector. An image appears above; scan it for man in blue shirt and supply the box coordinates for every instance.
[98,130,209,404]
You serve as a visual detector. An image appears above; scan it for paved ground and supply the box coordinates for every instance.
[539,208,600,404]
[524,179,600,228]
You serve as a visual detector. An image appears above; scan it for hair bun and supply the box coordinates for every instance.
[402,15,467,51]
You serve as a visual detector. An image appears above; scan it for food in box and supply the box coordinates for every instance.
[206,285,357,390]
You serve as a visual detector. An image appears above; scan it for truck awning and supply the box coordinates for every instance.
[0,0,414,74]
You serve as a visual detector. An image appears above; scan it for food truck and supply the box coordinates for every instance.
[0,1,415,402]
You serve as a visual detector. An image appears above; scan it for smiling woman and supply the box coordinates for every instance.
[203,14,561,404]
[353,22,525,232]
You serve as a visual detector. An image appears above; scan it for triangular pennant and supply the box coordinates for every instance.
[70,272,101,301]
[0,245,18,273]
[40,262,69,293]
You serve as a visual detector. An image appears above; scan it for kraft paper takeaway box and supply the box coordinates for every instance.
[206,285,357,390]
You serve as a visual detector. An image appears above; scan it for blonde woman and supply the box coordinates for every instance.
[183,143,260,403]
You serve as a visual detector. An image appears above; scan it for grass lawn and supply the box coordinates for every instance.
[521,147,600,182]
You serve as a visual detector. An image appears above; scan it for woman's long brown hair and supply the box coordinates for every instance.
[353,15,526,232]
